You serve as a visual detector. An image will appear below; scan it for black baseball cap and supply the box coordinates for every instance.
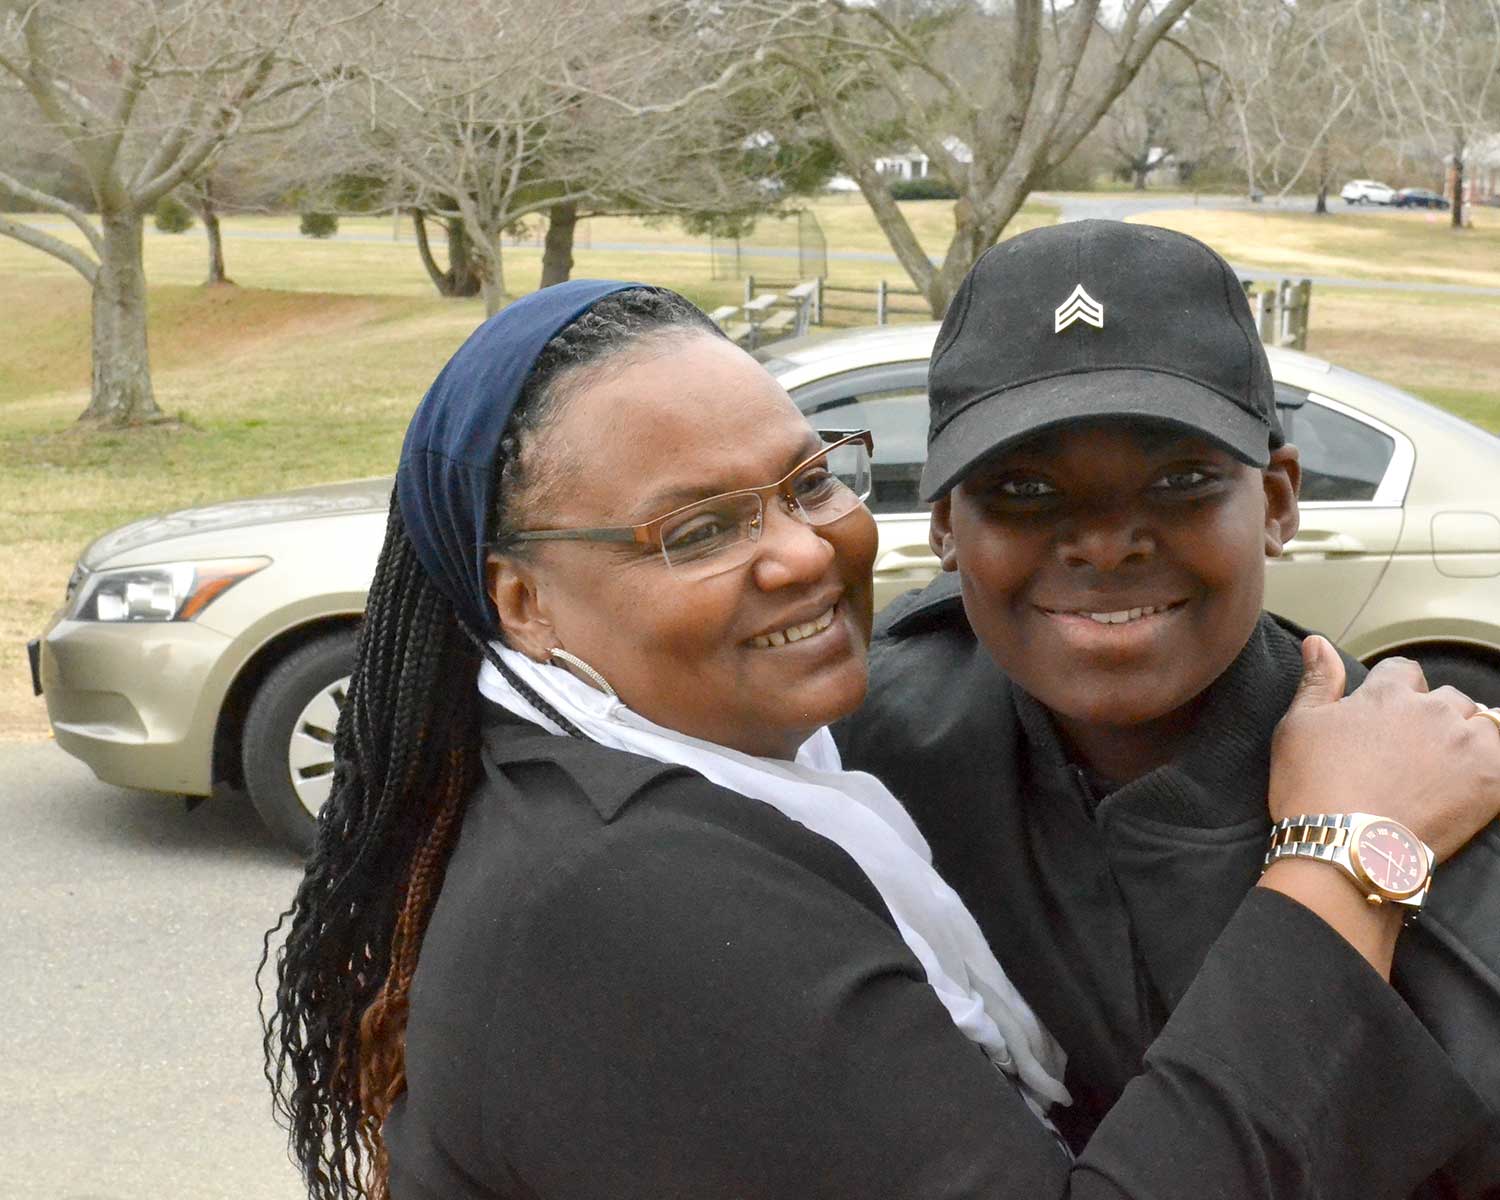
[921,220,1282,500]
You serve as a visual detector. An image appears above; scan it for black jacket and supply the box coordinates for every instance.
[383,700,1482,1200]
[836,572,1500,1197]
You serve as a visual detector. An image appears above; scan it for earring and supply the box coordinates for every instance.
[549,647,617,697]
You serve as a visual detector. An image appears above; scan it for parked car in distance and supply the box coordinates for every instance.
[1393,187,1451,210]
[1341,179,1396,204]
[31,325,1500,853]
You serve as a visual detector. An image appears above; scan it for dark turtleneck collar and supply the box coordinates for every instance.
[1011,613,1317,830]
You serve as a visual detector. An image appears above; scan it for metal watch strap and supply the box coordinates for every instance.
[1266,812,1358,864]
[1264,812,1433,914]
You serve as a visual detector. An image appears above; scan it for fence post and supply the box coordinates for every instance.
[744,275,755,305]
[1277,279,1293,347]
[813,277,823,326]
[1259,288,1280,344]
[876,279,888,325]
[1291,279,1311,350]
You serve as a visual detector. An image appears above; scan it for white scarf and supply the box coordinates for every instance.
[478,643,1071,1116]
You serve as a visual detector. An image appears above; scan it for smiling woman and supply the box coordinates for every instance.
[263,280,1500,1200]
[487,339,877,760]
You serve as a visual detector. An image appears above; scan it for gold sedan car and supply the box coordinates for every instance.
[30,325,1500,852]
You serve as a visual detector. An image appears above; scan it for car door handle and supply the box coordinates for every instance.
[1283,530,1366,557]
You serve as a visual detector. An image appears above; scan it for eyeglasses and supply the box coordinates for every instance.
[500,429,874,580]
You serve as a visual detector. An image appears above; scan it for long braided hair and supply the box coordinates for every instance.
[262,288,723,1200]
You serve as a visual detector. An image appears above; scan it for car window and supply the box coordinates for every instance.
[1276,384,1396,502]
[803,386,929,514]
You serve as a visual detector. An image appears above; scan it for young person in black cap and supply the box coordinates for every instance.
[836,219,1500,1196]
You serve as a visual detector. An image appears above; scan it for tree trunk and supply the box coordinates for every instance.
[927,187,1026,318]
[540,201,578,288]
[413,209,448,292]
[1452,151,1465,230]
[444,220,482,297]
[476,234,508,316]
[1315,185,1328,214]
[413,210,482,298]
[202,190,230,285]
[81,210,162,425]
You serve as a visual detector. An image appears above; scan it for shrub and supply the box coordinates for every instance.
[299,211,338,239]
[888,177,959,201]
[154,196,195,233]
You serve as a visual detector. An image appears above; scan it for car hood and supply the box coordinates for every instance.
[81,477,394,568]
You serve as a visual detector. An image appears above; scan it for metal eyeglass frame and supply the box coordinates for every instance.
[496,429,874,570]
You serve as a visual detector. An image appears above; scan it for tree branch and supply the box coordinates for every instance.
[0,167,104,254]
[0,214,98,284]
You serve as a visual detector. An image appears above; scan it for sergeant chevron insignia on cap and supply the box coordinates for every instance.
[1054,284,1104,333]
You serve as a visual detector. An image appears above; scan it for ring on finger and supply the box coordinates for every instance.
[1471,707,1500,733]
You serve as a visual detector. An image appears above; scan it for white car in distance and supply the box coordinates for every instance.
[1340,179,1396,205]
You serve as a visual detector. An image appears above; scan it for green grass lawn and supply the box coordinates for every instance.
[3,194,1499,737]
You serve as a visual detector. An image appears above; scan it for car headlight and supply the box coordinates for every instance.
[68,557,271,622]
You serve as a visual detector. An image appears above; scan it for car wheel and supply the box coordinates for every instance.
[1403,649,1500,708]
[242,630,357,855]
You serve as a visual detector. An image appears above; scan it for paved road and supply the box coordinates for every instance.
[2,739,308,1200]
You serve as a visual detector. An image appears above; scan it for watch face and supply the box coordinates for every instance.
[1351,820,1428,899]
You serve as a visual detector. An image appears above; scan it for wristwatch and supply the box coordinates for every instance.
[1264,813,1434,915]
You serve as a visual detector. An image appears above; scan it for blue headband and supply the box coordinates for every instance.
[396,279,646,633]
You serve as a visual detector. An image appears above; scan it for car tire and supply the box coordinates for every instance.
[242,630,357,855]
[1403,649,1500,708]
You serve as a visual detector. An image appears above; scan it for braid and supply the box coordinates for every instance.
[460,623,588,738]
[261,509,480,1200]
[263,286,722,1200]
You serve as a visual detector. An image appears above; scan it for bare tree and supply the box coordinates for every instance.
[1188,0,1376,207]
[1363,0,1500,227]
[0,0,335,425]
[179,149,302,286]
[1100,47,1210,189]
[339,1,621,314]
[339,0,809,312]
[738,0,1195,316]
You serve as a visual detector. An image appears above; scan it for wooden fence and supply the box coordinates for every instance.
[1244,278,1312,351]
[723,274,1313,352]
[743,276,931,327]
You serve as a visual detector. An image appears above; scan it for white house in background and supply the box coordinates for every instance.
[1464,134,1500,201]
[1143,145,1184,187]
[872,138,973,181]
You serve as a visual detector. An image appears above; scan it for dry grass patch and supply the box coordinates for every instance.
[1127,206,1500,290]
[0,540,75,740]
[1305,289,1500,431]
[1,198,1057,315]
